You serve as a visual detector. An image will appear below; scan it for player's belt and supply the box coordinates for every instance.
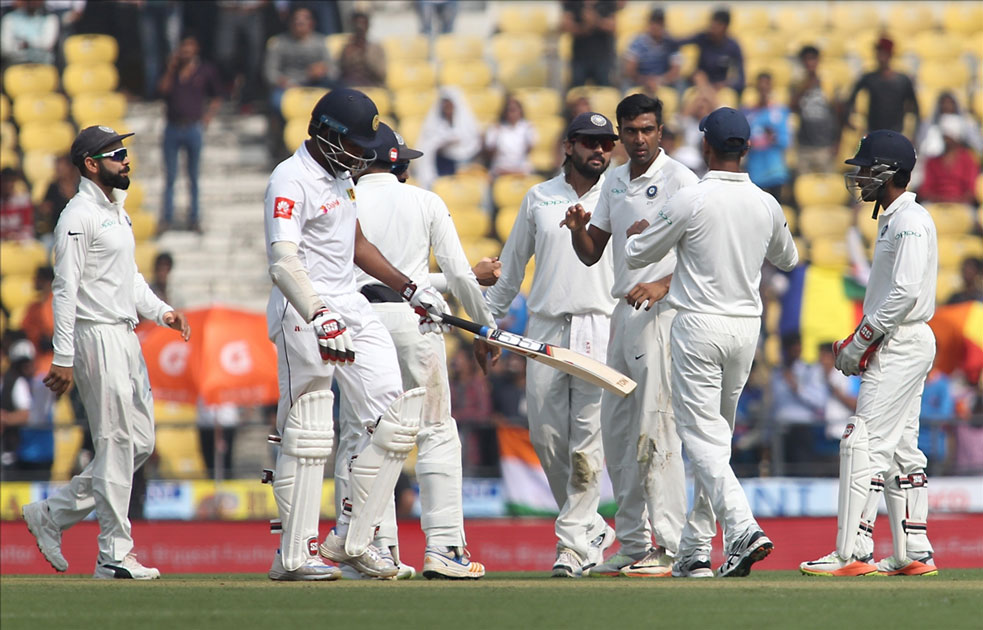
[360,284,403,303]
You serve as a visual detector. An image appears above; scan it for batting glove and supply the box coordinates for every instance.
[833,318,884,376]
[312,308,355,364]
[401,282,452,335]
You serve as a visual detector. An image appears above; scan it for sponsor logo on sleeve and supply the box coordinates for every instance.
[346,188,356,201]
[273,197,295,219]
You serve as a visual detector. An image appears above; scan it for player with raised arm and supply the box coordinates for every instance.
[335,123,494,580]
[624,107,798,578]
[263,89,450,581]
[483,112,619,578]
[801,131,939,577]
[562,95,698,577]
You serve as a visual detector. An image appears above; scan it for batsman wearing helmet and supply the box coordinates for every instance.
[801,130,939,577]
[263,88,451,581]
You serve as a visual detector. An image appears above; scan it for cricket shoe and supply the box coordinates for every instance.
[672,553,714,578]
[582,524,616,573]
[268,549,341,581]
[621,546,674,577]
[800,551,877,577]
[22,501,67,572]
[422,546,485,580]
[379,547,417,579]
[588,549,648,577]
[93,553,160,580]
[552,548,584,578]
[319,529,398,578]
[718,530,773,578]
[875,553,938,576]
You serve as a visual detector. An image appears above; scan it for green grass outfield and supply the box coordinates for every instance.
[3,571,982,630]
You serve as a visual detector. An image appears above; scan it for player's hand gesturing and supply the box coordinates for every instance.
[560,204,592,231]
[626,219,650,238]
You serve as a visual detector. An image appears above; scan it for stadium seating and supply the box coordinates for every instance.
[20,151,56,187]
[462,237,504,266]
[63,33,118,65]
[440,60,493,90]
[745,58,793,89]
[730,5,771,32]
[18,121,74,154]
[513,87,561,118]
[450,207,491,240]
[71,92,127,128]
[0,121,14,152]
[0,238,46,276]
[738,33,785,62]
[489,34,545,68]
[0,93,9,120]
[498,59,549,91]
[432,175,485,209]
[889,3,938,37]
[51,426,83,481]
[904,31,961,63]
[62,63,119,97]
[155,426,206,478]
[0,275,36,311]
[665,5,708,38]
[130,211,157,242]
[0,148,18,170]
[937,236,964,270]
[462,86,504,125]
[155,401,198,424]
[795,173,851,207]
[798,205,853,240]
[381,35,429,62]
[393,88,437,120]
[495,206,520,241]
[927,203,975,236]
[566,86,620,123]
[325,33,348,60]
[356,86,390,118]
[12,92,68,126]
[135,241,158,280]
[126,181,144,211]
[953,234,983,261]
[942,3,983,35]
[781,205,797,235]
[394,116,424,146]
[386,60,436,91]
[616,3,648,37]
[917,60,971,91]
[280,86,328,121]
[3,63,58,98]
[808,237,849,268]
[936,267,963,303]
[434,34,485,62]
[774,5,828,37]
[497,4,551,35]
[855,210,880,244]
[493,174,543,209]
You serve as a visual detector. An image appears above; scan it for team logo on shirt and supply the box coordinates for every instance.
[273,197,295,219]
[346,188,356,201]
[646,185,658,198]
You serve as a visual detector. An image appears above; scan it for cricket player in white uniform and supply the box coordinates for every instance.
[335,123,493,580]
[263,89,451,581]
[23,126,191,580]
[624,107,798,578]
[563,95,698,577]
[801,130,939,577]
[484,112,620,577]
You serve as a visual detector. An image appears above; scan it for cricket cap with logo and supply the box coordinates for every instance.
[699,107,750,152]
[308,87,383,149]
[70,125,134,167]
[566,112,618,140]
[374,122,423,163]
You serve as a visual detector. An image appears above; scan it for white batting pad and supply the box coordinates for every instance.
[836,418,872,560]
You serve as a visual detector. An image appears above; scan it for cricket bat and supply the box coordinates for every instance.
[439,313,637,398]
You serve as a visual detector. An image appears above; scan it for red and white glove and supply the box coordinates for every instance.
[832,318,884,376]
[312,308,354,363]
[401,282,452,335]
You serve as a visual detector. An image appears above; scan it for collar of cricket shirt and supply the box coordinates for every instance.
[702,170,750,182]
[619,148,669,189]
[355,172,398,188]
[876,190,916,219]
[297,141,335,182]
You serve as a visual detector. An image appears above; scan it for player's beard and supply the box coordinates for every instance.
[97,161,130,190]
[570,151,607,179]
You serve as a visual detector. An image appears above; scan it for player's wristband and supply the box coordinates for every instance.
[400,282,418,302]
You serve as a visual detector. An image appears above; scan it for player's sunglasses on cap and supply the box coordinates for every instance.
[575,136,616,152]
[91,147,128,162]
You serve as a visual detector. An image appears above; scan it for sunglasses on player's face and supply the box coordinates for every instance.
[91,147,128,162]
[391,160,410,177]
[576,136,615,152]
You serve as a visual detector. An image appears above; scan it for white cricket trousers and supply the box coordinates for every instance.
[46,322,156,564]
[336,302,466,549]
[523,312,610,559]
[671,311,760,556]
[601,300,686,557]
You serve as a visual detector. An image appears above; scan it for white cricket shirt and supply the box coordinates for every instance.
[353,172,495,327]
[625,170,798,317]
[589,149,699,299]
[52,177,173,367]
[863,191,938,332]
[264,142,359,335]
[484,171,617,319]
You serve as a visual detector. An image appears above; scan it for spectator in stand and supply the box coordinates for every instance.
[680,7,745,95]
[622,7,680,92]
[138,0,182,100]
[947,383,983,475]
[918,91,983,160]
[743,72,790,202]
[484,95,536,177]
[818,343,859,442]
[769,333,827,475]
[264,5,333,112]
[0,168,34,241]
[448,345,494,474]
[415,0,457,36]
[214,0,265,108]
[415,87,482,189]
[918,115,980,204]
[1,338,54,480]
[36,156,79,248]
[337,10,385,88]
[919,367,954,465]
[149,252,174,305]
[158,34,222,235]
[0,0,59,65]
[489,352,528,429]
[844,37,918,134]
[947,257,983,304]
[790,45,838,174]
[21,266,55,356]
[561,0,617,88]
[196,401,240,478]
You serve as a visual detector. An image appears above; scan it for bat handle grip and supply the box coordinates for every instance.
[439,313,486,336]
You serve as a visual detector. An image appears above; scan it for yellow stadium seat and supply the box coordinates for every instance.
[283,118,307,152]
[745,59,793,89]
[381,35,429,62]
[450,207,492,240]
[155,426,206,478]
[492,174,542,209]
[395,116,424,147]
[434,34,485,62]
[798,205,853,240]
[513,87,561,117]
[856,211,879,244]
[392,88,437,120]
[530,145,559,173]
[62,63,119,97]
[3,63,59,98]
[918,61,971,91]
[954,234,983,260]
[782,205,797,235]
[489,34,545,67]
[386,61,436,91]
[71,92,127,127]
[809,237,849,267]
[51,425,83,481]
[529,115,565,152]
[125,180,144,212]
[566,86,620,123]
[0,121,15,152]
[0,275,36,311]
[903,31,962,63]
[936,267,963,303]
[498,59,548,91]
[795,173,850,207]
[462,86,504,125]
[665,5,708,38]
[53,395,74,426]
[937,236,964,269]
[616,3,649,37]
[432,175,485,208]
[0,238,46,276]
[440,60,493,90]
[738,33,786,63]
[12,92,68,125]
[130,211,157,242]
[557,32,572,62]
[21,151,56,186]
[356,86,390,117]
[0,93,9,120]
[927,203,975,236]
[730,6,771,32]
[774,5,828,37]
[0,148,18,170]
[497,5,551,35]
[280,86,327,121]
[462,237,503,266]
[519,257,536,295]
[495,206,520,241]
[889,3,938,37]
[942,3,983,35]
[134,241,157,279]
[829,3,881,35]
[18,121,74,154]
[817,59,855,101]
[325,33,348,60]
[64,33,118,65]
[155,401,198,424]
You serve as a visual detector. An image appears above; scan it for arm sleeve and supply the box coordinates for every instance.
[133,271,173,324]
[269,241,326,323]
[428,196,496,327]
[588,182,612,232]
[483,191,536,319]
[428,273,448,292]
[264,176,305,250]
[51,210,88,367]
[866,214,930,333]
[765,197,799,271]
[624,190,693,269]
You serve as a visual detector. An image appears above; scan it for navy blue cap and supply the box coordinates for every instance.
[845,129,916,172]
[566,112,618,140]
[308,88,381,148]
[375,122,423,162]
[699,107,750,152]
